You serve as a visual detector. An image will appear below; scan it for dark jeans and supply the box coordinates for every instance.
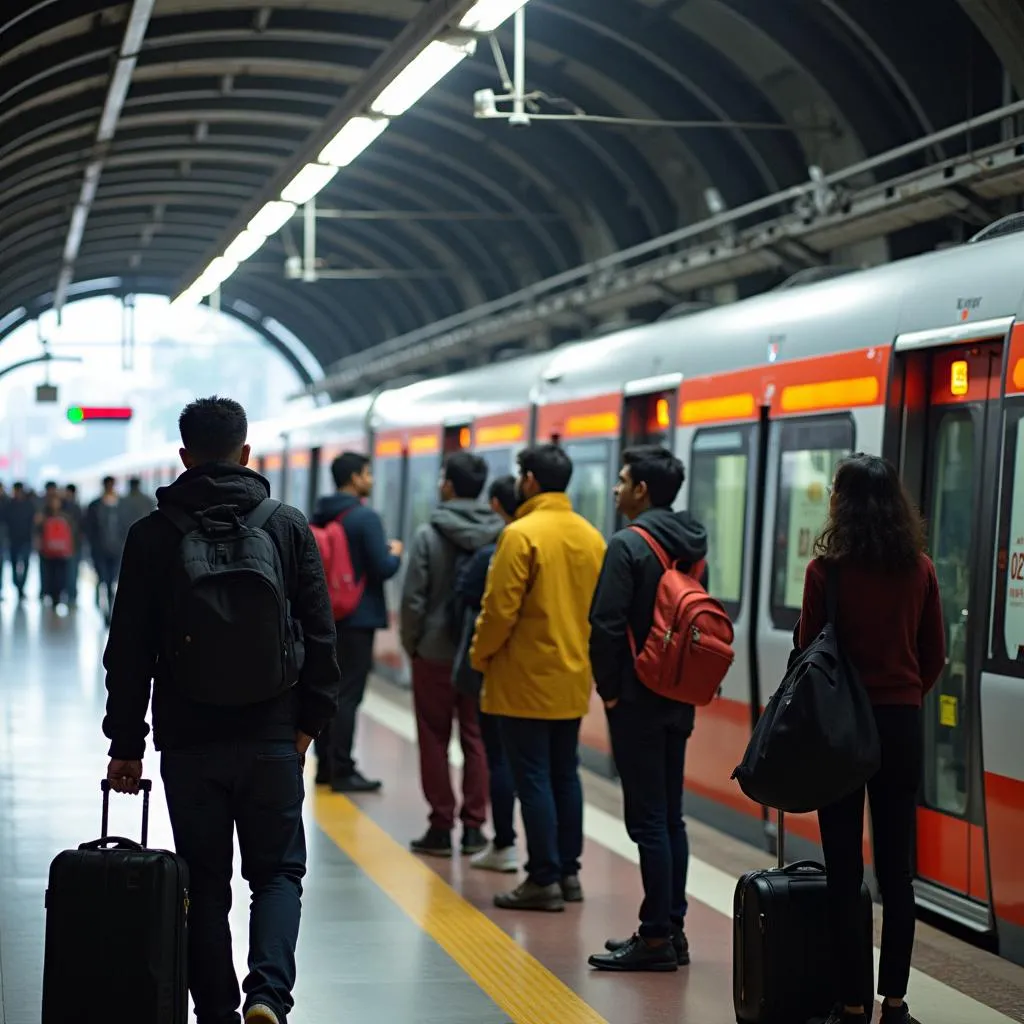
[41,556,69,604]
[479,709,516,849]
[818,705,922,1004]
[9,541,31,594]
[66,552,80,603]
[94,552,120,612]
[323,626,376,779]
[499,716,583,887]
[161,740,307,1024]
[608,692,693,938]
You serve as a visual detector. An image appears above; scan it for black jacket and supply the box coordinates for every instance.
[6,495,36,545]
[456,540,498,612]
[310,492,401,629]
[102,462,341,760]
[589,507,708,707]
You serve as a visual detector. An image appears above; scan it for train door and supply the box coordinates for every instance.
[888,329,1006,928]
[617,376,680,529]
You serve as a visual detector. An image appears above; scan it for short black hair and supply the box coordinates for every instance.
[488,474,519,518]
[444,451,488,500]
[178,396,248,463]
[622,445,684,508]
[331,451,369,489]
[128,477,141,489]
[518,443,573,493]
[102,476,115,488]
[66,483,77,494]
[44,481,57,490]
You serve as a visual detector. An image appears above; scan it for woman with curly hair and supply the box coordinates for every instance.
[798,453,946,1024]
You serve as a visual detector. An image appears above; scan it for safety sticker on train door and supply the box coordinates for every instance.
[939,694,958,728]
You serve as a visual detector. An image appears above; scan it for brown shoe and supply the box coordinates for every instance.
[561,875,583,902]
[494,880,565,912]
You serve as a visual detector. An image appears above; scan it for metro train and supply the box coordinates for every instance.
[75,225,1024,965]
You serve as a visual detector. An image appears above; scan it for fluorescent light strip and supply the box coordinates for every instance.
[319,116,390,167]
[281,163,339,205]
[370,39,475,117]
[247,200,296,236]
[224,229,267,264]
[459,0,530,32]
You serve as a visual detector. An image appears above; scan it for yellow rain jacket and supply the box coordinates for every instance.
[470,492,607,719]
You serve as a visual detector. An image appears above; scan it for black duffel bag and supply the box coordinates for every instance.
[732,563,880,812]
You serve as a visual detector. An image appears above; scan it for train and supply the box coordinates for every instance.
[73,221,1024,966]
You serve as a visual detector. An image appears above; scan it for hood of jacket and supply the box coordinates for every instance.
[430,498,503,552]
[311,491,361,527]
[156,461,270,519]
[633,507,707,564]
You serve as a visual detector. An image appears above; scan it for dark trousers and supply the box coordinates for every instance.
[41,556,69,604]
[324,626,375,779]
[66,552,80,603]
[499,716,583,887]
[161,740,307,1024]
[608,693,693,938]
[479,709,516,849]
[8,541,30,594]
[94,552,120,612]
[818,705,922,1004]
[412,656,488,831]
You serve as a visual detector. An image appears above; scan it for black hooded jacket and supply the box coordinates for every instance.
[589,507,708,707]
[102,462,341,760]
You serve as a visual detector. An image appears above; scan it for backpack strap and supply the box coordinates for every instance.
[627,525,671,571]
[245,498,281,531]
[159,506,198,535]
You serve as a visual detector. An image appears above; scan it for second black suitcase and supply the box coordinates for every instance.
[733,812,874,1024]
[42,779,190,1024]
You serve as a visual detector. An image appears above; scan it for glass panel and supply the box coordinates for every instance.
[1001,416,1024,660]
[565,441,611,532]
[689,428,750,607]
[406,454,440,539]
[923,411,974,817]
[375,457,405,541]
[289,466,310,516]
[478,447,515,485]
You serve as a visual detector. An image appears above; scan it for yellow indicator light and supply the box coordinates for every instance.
[680,393,756,424]
[409,433,439,454]
[950,360,969,397]
[655,398,670,429]
[458,427,471,448]
[565,412,620,437]
[476,423,524,446]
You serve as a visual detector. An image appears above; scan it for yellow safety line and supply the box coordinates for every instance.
[313,791,610,1024]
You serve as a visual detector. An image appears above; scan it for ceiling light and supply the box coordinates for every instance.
[370,39,476,117]
[195,256,238,296]
[459,0,529,33]
[224,229,267,263]
[281,163,339,205]
[319,117,390,167]
[247,200,296,236]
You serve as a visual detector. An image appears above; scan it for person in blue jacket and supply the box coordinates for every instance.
[453,474,521,873]
[311,452,403,791]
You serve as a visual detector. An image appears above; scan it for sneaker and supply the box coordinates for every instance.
[244,1005,281,1024]
[560,875,583,902]
[494,879,565,912]
[471,842,519,873]
[880,1001,916,1024]
[331,771,382,793]
[410,828,452,857]
[589,934,678,972]
[605,928,689,966]
[461,827,488,855]
[824,1009,868,1024]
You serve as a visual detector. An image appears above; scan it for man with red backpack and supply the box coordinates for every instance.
[310,452,402,791]
[586,445,716,974]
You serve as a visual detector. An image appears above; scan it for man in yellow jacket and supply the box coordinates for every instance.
[470,443,607,912]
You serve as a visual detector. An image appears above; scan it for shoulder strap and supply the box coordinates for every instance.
[626,524,671,571]
[159,506,197,535]
[825,561,839,626]
[246,498,281,531]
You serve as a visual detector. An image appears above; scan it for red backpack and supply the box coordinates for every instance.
[41,515,74,559]
[626,525,735,706]
[311,509,364,621]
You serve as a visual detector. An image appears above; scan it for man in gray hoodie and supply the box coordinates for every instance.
[400,451,503,858]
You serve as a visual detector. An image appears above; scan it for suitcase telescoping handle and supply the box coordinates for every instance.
[100,778,152,848]
[777,809,785,869]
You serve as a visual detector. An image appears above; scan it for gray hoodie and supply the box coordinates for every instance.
[399,499,504,662]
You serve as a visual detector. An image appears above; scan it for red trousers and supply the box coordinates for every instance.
[411,656,489,831]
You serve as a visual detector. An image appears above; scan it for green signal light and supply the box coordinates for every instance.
[67,406,84,424]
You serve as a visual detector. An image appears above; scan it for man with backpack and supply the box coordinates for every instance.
[310,451,403,791]
[85,475,127,623]
[399,451,502,858]
[586,445,710,973]
[102,396,341,1024]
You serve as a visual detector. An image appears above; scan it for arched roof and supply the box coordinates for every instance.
[0,0,1017,375]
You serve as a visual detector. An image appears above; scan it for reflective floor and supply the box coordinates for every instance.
[2,574,1024,1023]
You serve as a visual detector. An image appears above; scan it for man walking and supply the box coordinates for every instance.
[400,451,502,858]
[470,444,606,911]
[85,475,126,622]
[311,451,402,791]
[586,445,707,972]
[103,396,341,1024]
[6,482,35,600]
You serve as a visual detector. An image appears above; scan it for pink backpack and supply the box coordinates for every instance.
[625,525,735,706]
[311,510,364,621]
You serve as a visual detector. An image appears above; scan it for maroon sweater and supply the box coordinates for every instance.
[798,553,946,707]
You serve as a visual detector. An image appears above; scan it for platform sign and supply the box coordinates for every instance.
[36,384,58,403]
[66,406,133,423]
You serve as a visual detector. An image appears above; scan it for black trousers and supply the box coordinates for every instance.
[320,626,376,779]
[818,705,922,1004]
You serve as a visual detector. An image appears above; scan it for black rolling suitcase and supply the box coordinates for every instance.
[42,779,190,1023]
[733,811,874,1024]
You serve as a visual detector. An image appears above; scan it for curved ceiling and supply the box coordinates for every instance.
[0,0,1015,378]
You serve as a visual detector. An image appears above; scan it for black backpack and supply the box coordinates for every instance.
[160,498,303,706]
[731,564,881,813]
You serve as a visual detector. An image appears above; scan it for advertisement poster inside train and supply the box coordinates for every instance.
[1005,419,1024,655]
[783,453,832,609]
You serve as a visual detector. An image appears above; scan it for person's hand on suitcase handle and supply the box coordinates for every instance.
[107,757,144,795]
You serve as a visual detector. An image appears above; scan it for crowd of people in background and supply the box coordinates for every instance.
[0,475,155,619]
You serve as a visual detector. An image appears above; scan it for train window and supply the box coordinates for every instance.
[406,454,440,539]
[565,440,612,534]
[478,447,516,484]
[770,416,854,630]
[375,457,405,541]
[992,403,1024,672]
[688,427,751,616]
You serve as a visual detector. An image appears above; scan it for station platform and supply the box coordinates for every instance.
[3,588,1024,1024]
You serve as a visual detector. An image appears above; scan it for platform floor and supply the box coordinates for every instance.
[3,584,1024,1023]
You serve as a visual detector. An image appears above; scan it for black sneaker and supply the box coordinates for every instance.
[560,875,584,902]
[589,934,678,972]
[410,828,452,857]
[824,1008,868,1024]
[606,929,689,965]
[331,771,382,793]
[461,827,488,855]
[880,1002,915,1024]
[494,880,565,912]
